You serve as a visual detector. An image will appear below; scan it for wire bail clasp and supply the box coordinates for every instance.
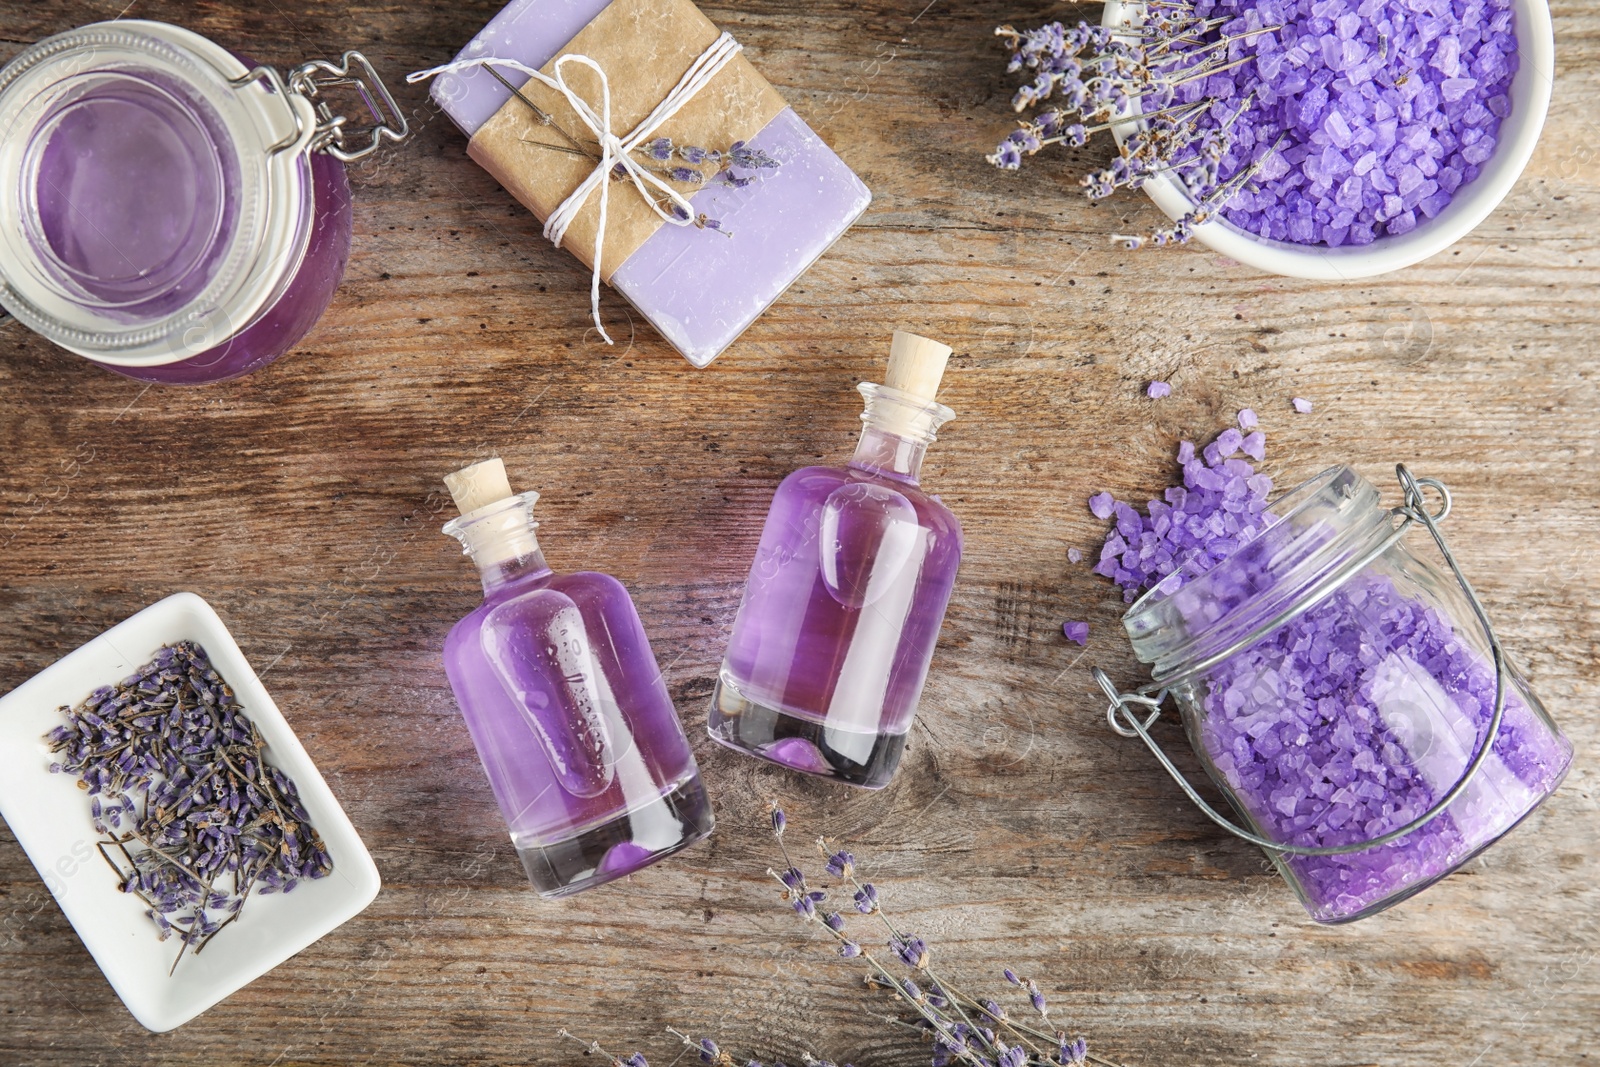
[232,50,409,161]
[288,51,410,162]
[1095,668,1162,738]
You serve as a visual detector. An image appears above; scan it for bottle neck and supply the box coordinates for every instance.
[442,492,552,597]
[849,425,930,483]
[478,550,553,598]
[848,381,954,486]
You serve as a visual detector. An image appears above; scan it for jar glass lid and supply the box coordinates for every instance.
[0,21,312,365]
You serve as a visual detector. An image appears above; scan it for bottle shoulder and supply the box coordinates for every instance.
[774,465,958,527]
[547,569,634,605]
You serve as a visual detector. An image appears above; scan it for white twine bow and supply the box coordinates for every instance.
[410,32,743,344]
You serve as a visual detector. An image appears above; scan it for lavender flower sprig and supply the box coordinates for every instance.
[45,641,332,974]
[485,61,780,218]
[559,807,1123,1067]
[988,6,1279,248]
[768,805,1116,1067]
[558,1024,853,1067]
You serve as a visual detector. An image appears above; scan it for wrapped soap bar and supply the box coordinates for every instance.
[422,0,871,367]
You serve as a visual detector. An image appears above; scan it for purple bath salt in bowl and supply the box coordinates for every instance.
[1181,0,1520,246]
[1097,434,1571,922]
[1103,0,1554,277]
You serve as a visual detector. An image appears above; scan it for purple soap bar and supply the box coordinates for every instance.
[431,0,871,367]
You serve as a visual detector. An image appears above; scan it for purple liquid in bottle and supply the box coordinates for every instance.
[710,362,962,789]
[441,467,712,895]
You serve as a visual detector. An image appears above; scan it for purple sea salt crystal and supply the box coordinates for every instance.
[1068,547,1084,563]
[1156,0,1520,246]
[1193,564,1571,921]
[1062,621,1091,646]
[1147,380,1173,399]
[1091,428,1275,603]
[1238,408,1259,431]
[1293,396,1314,413]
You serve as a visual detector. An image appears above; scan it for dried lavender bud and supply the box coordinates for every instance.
[852,883,879,913]
[993,0,1516,248]
[892,935,929,969]
[824,849,854,879]
[45,641,332,973]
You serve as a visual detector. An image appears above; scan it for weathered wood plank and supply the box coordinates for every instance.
[1,0,1597,1064]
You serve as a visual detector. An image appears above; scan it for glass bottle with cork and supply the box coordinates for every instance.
[709,331,964,788]
[440,459,712,896]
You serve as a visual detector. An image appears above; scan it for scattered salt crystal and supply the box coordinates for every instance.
[1147,380,1173,399]
[1088,492,1115,520]
[1238,408,1258,430]
[1062,621,1090,646]
[1088,425,1275,602]
[1292,397,1314,413]
[1068,547,1083,564]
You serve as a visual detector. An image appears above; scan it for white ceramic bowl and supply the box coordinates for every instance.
[1101,0,1554,278]
[0,592,379,1031]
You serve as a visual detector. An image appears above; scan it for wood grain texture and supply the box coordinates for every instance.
[1,0,1597,1064]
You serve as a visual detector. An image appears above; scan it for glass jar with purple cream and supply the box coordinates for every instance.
[0,21,407,383]
[1097,465,1572,923]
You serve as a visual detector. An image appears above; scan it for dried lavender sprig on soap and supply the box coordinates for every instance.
[46,641,331,973]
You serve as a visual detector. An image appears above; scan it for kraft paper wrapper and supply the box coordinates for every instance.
[467,0,786,281]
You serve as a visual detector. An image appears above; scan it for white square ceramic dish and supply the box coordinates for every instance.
[0,592,380,1032]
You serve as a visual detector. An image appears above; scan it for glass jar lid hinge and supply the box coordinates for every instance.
[232,50,409,162]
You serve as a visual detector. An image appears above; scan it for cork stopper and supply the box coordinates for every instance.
[445,458,513,517]
[884,331,952,402]
[442,458,541,570]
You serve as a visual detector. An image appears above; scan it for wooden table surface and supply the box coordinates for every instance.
[2,0,1597,1064]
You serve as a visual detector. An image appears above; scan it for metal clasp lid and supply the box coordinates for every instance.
[234,50,409,162]
[1093,465,1511,858]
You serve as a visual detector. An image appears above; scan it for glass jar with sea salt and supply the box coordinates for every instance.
[0,21,406,383]
[1099,465,1572,923]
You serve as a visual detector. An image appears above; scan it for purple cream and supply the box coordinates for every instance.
[440,461,712,896]
[427,0,871,367]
